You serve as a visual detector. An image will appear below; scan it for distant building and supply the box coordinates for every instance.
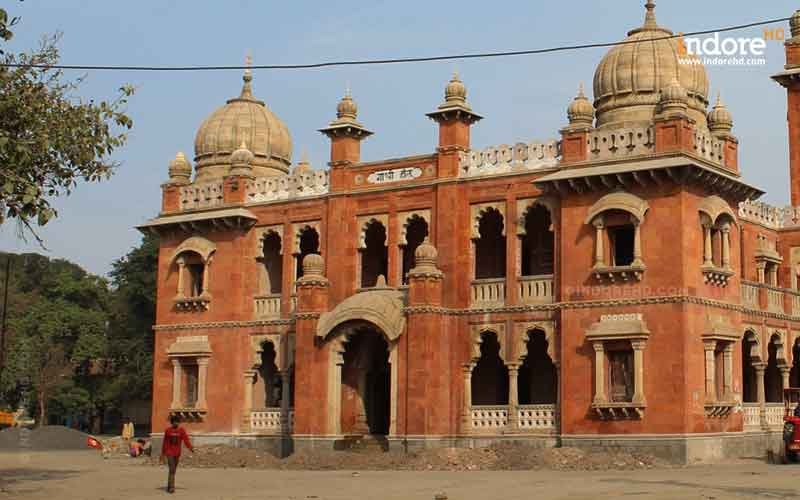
[140,3,800,462]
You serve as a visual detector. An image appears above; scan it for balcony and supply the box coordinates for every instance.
[470,278,506,308]
[740,281,800,316]
[742,403,760,431]
[469,404,557,434]
[518,275,554,305]
[740,282,759,308]
[250,408,294,434]
[254,294,281,319]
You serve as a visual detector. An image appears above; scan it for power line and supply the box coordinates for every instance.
[0,16,792,72]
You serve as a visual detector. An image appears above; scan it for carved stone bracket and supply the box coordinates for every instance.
[704,403,735,418]
[592,402,645,420]
[174,295,211,311]
[592,264,646,283]
[701,265,734,287]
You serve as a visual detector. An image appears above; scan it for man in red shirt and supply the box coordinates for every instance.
[160,415,194,493]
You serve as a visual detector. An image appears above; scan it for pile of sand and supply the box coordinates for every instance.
[0,426,92,451]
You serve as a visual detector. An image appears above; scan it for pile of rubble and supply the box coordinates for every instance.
[141,443,666,471]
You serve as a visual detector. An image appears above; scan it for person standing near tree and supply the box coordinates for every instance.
[160,415,194,494]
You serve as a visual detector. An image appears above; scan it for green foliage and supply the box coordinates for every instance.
[0,6,134,242]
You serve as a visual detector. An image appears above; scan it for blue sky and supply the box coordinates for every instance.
[0,0,796,275]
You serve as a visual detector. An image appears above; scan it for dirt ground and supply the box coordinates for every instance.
[2,449,800,500]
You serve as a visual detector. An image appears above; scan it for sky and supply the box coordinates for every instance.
[0,0,797,276]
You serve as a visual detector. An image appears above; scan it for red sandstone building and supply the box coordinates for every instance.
[141,3,800,462]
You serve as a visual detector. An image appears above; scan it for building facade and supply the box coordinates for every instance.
[141,3,800,462]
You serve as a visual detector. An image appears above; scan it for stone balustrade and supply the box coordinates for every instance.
[459,140,559,178]
[246,170,328,203]
[767,288,784,313]
[254,295,281,319]
[740,282,759,309]
[470,278,506,308]
[470,404,557,433]
[693,129,726,167]
[792,292,800,316]
[742,403,760,430]
[738,200,800,229]
[588,126,654,161]
[518,275,554,304]
[470,406,508,433]
[517,404,557,430]
[250,408,294,433]
[765,403,784,430]
[179,180,224,210]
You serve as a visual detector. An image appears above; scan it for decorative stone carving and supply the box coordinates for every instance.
[584,191,649,225]
[587,126,655,162]
[516,198,557,236]
[292,221,321,254]
[171,236,217,265]
[356,214,389,249]
[470,202,506,239]
[513,321,557,364]
[316,289,406,342]
[179,180,224,210]
[246,170,329,204]
[397,210,431,245]
[459,140,559,178]
[469,323,507,363]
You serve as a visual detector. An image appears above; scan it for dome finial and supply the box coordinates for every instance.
[708,91,733,137]
[566,83,595,129]
[643,0,658,29]
[241,52,253,99]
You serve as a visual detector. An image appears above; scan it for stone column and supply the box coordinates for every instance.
[757,262,766,284]
[507,363,519,432]
[196,357,209,409]
[593,221,604,268]
[631,340,646,404]
[241,370,255,432]
[722,343,734,401]
[353,369,369,434]
[781,366,791,394]
[703,340,717,403]
[754,362,767,429]
[632,218,643,267]
[175,258,186,298]
[721,225,731,269]
[171,359,182,408]
[279,370,291,434]
[462,364,473,432]
[703,226,713,266]
[201,259,211,295]
[592,342,606,404]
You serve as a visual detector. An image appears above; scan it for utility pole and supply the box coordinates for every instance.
[0,255,10,376]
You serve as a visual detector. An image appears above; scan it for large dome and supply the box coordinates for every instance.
[593,1,709,129]
[193,69,292,181]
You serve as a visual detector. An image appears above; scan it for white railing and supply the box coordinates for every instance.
[246,171,329,204]
[517,404,556,430]
[765,403,784,430]
[588,126,654,161]
[470,406,508,432]
[459,140,559,178]
[179,180,225,210]
[741,282,759,308]
[743,403,760,430]
[470,279,506,307]
[738,200,800,230]
[693,129,726,167]
[518,275,554,304]
[792,292,800,316]
[254,295,281,319]
[767,288,784,313]
[250,408,294,433]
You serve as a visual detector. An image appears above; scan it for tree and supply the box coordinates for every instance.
[0,6,134,241]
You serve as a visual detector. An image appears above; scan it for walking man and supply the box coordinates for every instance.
[160,415,194,494]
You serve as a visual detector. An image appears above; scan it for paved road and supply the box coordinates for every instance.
[1,451,799,499]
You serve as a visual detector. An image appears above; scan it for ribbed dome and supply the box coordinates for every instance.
[193,68,292,181]
[593,1,709,129]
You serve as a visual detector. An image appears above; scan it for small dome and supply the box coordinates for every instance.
[593,1,709,129]
[336,91,358,121]
[661,78,688,104]
[193,65,292,181]
[230,140,255,166]
[168,151,192,183]
[708,93,733,135]
[567,84,595,127]
[412,238,440,273]
[293,152,312,175]
[302,253,325,277]
[792,10,800,38]
[444,72,467,104]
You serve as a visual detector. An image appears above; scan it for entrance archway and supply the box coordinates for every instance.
[336,322,392,436]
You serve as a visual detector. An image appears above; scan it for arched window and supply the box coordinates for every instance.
[171,236,216,311]
[518,329,557,404]
[400,215,429,284]
[259,231,283,295]
[471,332,509,405]
[359,219,388,288]
[520,204,554,277]
[474,207,506,279]
[585,192,647,282]
[741,331,759,403]
[765,334,786,403]
[699,196,736,286]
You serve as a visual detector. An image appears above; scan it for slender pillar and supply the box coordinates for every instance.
[507,363,519,431]
[757,262,766,284]
[631,340,646,404]
[279,370,291,434]
[171,359,182,408]
[754,362,767,428]
[175,258,186,298]
[592,342,606,404]
[721,225,731,269]
[703,340,717,403]
[722,343,733,401]
[201,259,211,295]
[242,370,255,432]
[196,357,209,409]
[703,226,713,266]
[632,218,643,266]
[781,366,791,394]
[353,369,369,434]
[593,221,604,267]
[462,364,473,431]
[388,346,398,436]
[332,359,344,435]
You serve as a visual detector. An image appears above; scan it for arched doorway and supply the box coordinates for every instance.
[338,322,392,436]
[471,332,509,405]
[518,329,557,404]
[742,332,758,403]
